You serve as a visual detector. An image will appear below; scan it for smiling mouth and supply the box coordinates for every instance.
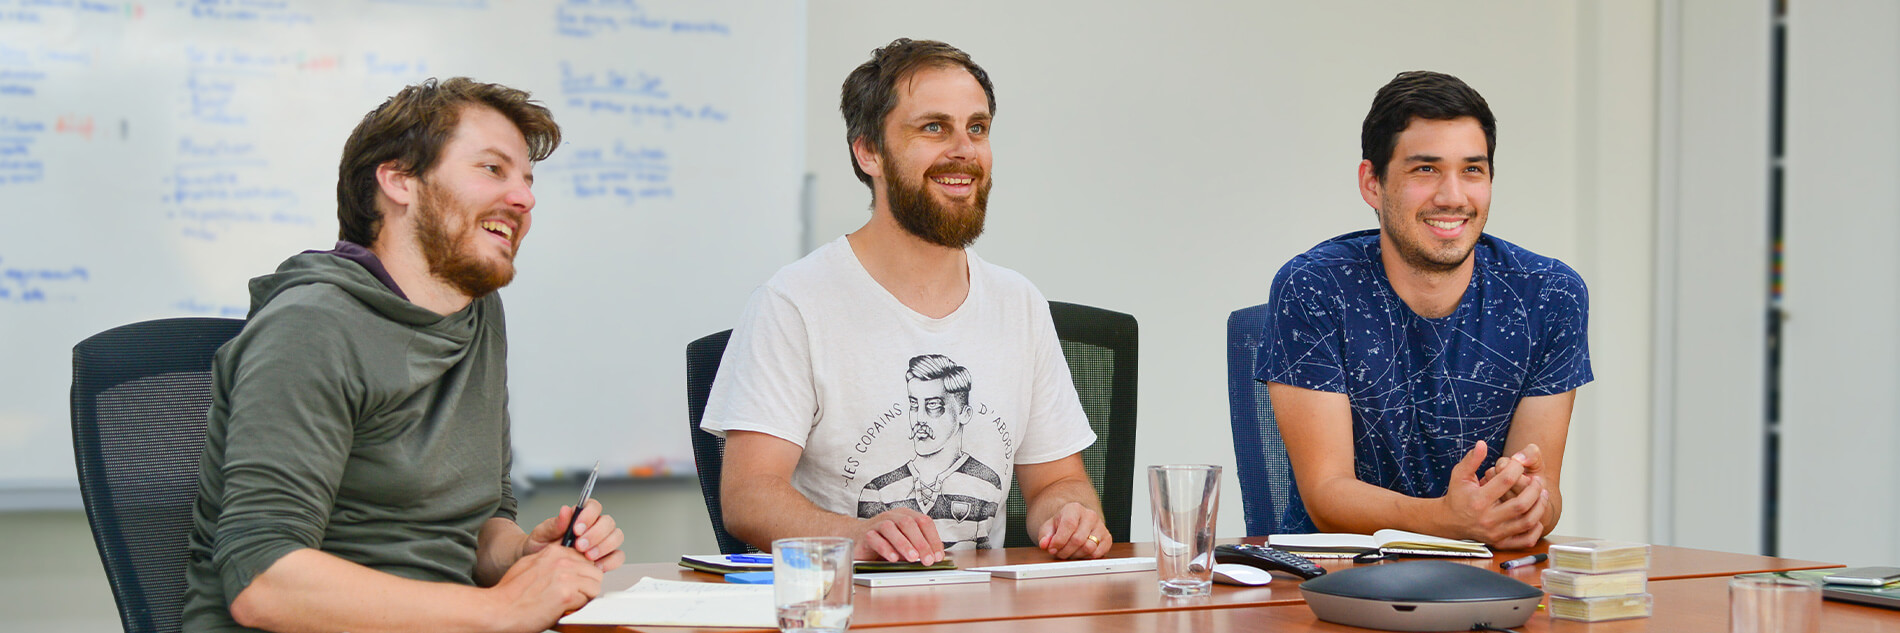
[480,220,514,240]
[1424,218,1466,230]
[931,175,975,186]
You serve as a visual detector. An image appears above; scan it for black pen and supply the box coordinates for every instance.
[1499,553,1546,570]
[561,461,601,548]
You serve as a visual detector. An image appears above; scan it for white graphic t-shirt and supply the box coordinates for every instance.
[701,237,1096,550]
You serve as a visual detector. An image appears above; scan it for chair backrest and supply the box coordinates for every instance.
[686,301,1140,553]
[1227,303,1293,536]
[71,317,245,633]
[685,329,755,555]
[1001,301,1138,548]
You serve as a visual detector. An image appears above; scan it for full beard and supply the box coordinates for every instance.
[887,158,991,249]
[414,181,517,299]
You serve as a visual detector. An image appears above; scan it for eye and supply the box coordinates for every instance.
[1416,165,1436,174]
[968,122,987,135]
[483,164,501,175]
[923,122,943,133]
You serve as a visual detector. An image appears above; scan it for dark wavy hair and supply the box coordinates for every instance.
[1361,71,1496,182]
[335,77,560,246]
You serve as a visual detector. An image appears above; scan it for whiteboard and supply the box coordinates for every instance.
[0,0,806,506]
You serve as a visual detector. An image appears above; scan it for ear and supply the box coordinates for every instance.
[375,160,420,212]
[851,135,884,182]
[1357,159,1384,211]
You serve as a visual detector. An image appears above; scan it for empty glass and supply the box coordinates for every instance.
[1149,464,1221,597]
[1730,574,1821,633]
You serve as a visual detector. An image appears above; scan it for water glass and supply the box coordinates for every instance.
[1730,575,1821,633]
[1149,464,1221,597]
[773,537,855,633]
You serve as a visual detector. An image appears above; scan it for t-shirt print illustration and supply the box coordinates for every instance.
[855,354,1012,550]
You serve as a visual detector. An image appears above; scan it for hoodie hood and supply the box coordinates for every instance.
[248,248,451,328]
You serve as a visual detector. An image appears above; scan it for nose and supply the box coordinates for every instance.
[1433,171,1466,208]
[507,178,535,213]
[946,129,977,161]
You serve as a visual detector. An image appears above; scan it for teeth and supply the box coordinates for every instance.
[1425,219,1463,230]
[933,176,974,185]
[480,220,514,239]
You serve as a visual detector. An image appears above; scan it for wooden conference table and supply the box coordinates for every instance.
[556,536,1856,633]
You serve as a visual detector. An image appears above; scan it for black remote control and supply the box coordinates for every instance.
[1214,543,1328,580]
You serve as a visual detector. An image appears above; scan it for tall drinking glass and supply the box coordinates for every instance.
[773,537,854,633]
[1149,464,1221,597]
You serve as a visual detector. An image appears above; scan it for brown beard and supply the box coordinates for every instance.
[414,180,516,298]
[884,150,991,249]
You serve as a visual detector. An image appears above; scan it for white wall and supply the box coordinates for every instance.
[1779,0,1900,567]
[1655,0,1772,554]
[806,0,1659,543]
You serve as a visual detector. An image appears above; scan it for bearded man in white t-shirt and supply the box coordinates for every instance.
[700,38,1111,564]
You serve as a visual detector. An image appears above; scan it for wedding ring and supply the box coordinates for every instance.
[1088,534,1101,544]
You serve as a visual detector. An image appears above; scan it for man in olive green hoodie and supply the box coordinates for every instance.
[181,77,625,633]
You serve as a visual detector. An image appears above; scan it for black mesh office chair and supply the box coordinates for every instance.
[685,301,1138,552]
[71,317,245,633]
[1227,302,1295,536]
[685,329,755,555]
[1001,301,1138,547]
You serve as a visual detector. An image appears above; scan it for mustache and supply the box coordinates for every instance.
[912,423,936,441]
[925,162,985,180]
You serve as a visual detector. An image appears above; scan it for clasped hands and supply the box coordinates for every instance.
[1442,440,1550,550]
[849,502,1111,564]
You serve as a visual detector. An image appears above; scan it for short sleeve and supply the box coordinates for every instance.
[1524,267,1594,396]
[700,284,819,445]
[1013,295,1095,465]
[1257,258,1350,393]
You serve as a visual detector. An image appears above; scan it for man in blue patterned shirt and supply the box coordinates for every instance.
[1258,71,1592,549]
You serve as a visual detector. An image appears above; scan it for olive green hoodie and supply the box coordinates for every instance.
[182,249,516,632]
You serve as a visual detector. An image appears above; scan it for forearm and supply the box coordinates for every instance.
[473,517,528,586]
[1301,475,1461,538]
[723,471,860,550]
[1024,477,1102,534]
[230,548,514,633]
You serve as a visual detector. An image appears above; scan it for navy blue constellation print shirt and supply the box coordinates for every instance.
[1257,229,1592,534]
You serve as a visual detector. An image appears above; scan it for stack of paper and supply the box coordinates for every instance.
[557,577,776,627]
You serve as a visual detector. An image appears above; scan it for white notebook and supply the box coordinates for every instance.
[557,577,776,627]
[1269,529,1492,558]
[967,557,1157,579]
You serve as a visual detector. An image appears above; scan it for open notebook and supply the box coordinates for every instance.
[1269,529,1493,559]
